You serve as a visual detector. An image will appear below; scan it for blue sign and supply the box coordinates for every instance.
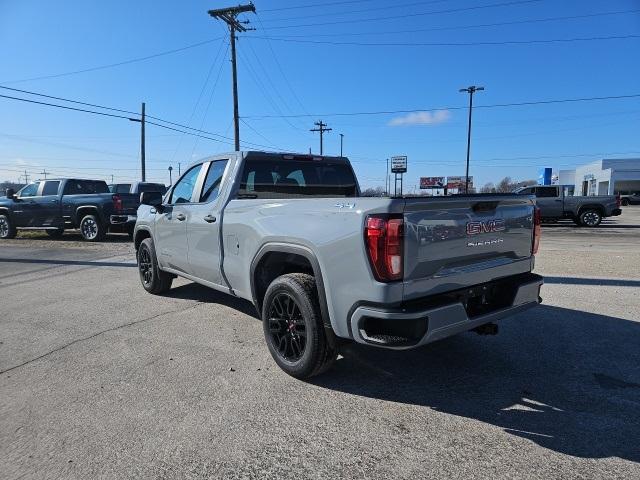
[538,168,552,185]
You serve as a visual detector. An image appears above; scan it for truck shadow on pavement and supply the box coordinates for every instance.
[312,305,640,463]
[166,283,259,318]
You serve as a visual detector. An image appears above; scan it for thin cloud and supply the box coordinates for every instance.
[388,109,451,126]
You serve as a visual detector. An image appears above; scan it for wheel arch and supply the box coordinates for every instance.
[577,204,605,216]
[134,227,152,251]
[74,205,100,226]
[250,243,332,328]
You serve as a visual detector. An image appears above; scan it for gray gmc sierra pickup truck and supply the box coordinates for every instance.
[134,152,543,378]
[515,185,621,226]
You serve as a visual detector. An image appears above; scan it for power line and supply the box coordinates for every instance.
[260,0,449,23]
[256,0,546,30]
[0,87,277,150]
[266,9,640,38]
[250,33,640,47]
[1,37,225,84]
[0,85,139,116]
[261,0,378,13]
[243,93,640,119]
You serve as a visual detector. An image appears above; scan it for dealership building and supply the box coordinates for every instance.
[558,158,640,196]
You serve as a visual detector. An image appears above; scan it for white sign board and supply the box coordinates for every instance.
[391,156,407,173]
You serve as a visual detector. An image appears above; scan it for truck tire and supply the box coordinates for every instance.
[0,214,17,239]
[579,209,602,227]
[621,198,630,206]
[46,228,64,239]
[262,273,338,379]
[137,238,173,294]
[79,214,106,241]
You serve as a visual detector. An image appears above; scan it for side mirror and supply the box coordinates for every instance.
[140,191,163,210]
[6,188,15,199]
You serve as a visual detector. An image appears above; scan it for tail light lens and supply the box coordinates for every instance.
[532,206,541,254]
[112,194,123,213]
[365,215,404,282]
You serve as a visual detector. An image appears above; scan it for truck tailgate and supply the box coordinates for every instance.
[402,195,535,301]
[116,193,140,214]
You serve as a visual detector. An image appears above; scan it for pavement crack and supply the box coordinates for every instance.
[0,301,204,376]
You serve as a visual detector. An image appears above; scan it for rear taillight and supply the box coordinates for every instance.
[616,194,621,208]
[365,215,404,282]
[532,206,541,254]
[112,194,123,213]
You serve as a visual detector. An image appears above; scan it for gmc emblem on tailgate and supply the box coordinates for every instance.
[466,219,506,235]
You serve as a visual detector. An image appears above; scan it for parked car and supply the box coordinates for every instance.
[514,185,621,226]
[0,178,139,241]
[133,151,543,378]
[620,193,640,206]
[108,182,167,195]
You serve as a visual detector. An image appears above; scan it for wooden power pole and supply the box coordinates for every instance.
[208,3,256,152]
[310,120,332,155]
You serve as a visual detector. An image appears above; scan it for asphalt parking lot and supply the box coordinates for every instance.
[1,207,639,479]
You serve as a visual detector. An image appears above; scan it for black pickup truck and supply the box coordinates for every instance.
[0,178,138,241]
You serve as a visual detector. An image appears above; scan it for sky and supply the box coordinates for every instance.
[0,0,639,191]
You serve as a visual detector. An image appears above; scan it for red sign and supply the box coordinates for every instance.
[420,177,445,189]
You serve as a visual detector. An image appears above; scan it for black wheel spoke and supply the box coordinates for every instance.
[268,292,307,362]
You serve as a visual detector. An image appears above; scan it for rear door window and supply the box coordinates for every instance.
[42,181,60,196]
[200,160,228,202]
[535,187,559,198]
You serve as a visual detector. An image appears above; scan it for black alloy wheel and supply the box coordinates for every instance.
[138,245,154,287]
[267,292,307,362]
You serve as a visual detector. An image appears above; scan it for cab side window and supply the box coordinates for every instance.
[42,181,60,196]
[200,160,228,202]
[535,187,559,198]
[170,164,202,204]
[19,182,40,197]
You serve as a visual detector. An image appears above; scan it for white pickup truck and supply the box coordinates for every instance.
[133,151,543,378]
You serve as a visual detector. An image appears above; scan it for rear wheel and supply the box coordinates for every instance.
[262,273,337,379]
[79,214,105,241]
[579,209,602,227]
[137,238,173,294]
[621,198,630,206]
[0,214,17,239]
[46,228,64,239]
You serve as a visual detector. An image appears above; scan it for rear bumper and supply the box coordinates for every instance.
[349,273,543,350]
[611,208,622,216]
[110,214,137,225]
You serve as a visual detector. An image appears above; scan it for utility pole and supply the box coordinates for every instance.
[178,162,181,176]
[111,174,114,184]
[310,120,332,155]
[339,133,344,156]
[22,170,30,184]
[459,85,484,193]
[208,3,256,152]
[385,158,389,195]
[38,169,49,180]
[128,102,146,181]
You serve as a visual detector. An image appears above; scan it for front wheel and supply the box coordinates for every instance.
[621,199,630,206]
[137,238,173,294]
[579,209,602,227]
[79,214,106,241]
[262,273,337,379]
[0,214,17,239]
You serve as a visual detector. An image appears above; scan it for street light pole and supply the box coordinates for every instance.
[168,165,173,185]
[459,85,484,193]
[339,133,344,156]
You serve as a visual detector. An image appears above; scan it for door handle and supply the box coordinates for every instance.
[204,215,217,223]
[50,199,58,203]
[175,213,186,221]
